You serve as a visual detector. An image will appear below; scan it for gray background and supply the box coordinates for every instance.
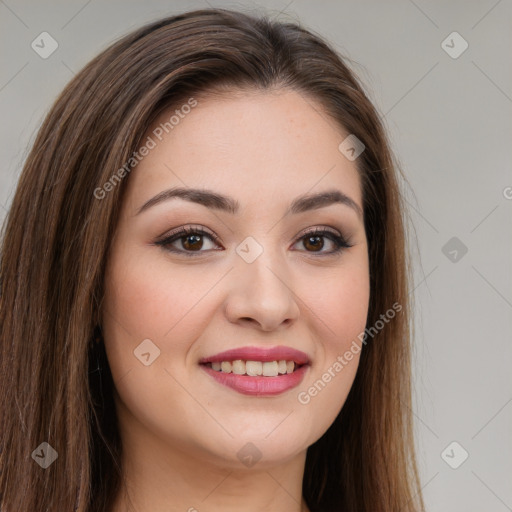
[1,1,511,510]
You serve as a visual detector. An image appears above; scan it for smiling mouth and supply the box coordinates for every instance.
[201,359,305,377]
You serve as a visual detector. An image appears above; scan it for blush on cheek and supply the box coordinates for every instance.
[105,257,186,338]
[308,277,369,345]
[103,257,227,375]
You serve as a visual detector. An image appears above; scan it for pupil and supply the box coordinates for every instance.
[306,236,323,251]
[184,234,202,250]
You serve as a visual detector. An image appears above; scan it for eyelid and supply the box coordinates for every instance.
[291,226,353,253]
[155,224,353,256]
[294,225,343,241]
[157,224,221,245]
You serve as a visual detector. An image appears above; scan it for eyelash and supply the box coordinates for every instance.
[154,224,353,257]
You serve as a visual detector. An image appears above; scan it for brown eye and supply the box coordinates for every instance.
[293,228,353,255]
[181,233,204,251]
[303,235,325,252]
[155,226,221,256]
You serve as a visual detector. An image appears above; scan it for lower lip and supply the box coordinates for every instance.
[200,364,309,396]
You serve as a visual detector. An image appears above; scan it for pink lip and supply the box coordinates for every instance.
[198,345,310,365]
[200,364,309,396]
[199,345,310,397]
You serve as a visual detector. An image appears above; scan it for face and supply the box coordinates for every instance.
[102,88,370,468]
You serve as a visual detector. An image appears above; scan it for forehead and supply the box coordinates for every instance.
[124,89,363,214]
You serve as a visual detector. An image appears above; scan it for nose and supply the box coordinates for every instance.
[224,248,300,332]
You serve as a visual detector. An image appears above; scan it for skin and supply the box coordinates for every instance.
[103,88,370,512]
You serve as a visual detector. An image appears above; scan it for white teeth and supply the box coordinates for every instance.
[246,361,262,376]
[231,360,245,375]
[262,361,278,377]
[220,361,232,373]
[208,359,298,376]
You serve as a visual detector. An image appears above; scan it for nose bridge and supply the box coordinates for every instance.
[225,236,300,329]
[238,240,285,292]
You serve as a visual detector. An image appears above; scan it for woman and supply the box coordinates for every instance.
[0,7,423,512]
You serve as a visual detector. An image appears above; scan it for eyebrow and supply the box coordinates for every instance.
[136,186,363,219]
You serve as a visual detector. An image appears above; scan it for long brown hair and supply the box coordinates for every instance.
[0,8,423,511]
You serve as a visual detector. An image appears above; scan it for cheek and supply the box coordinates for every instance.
[301,256,370,353]
[292,258,369,434]
[101,248,228,379]
[105,245,216,334]
[101,250,228,446]
[322,274,369,346]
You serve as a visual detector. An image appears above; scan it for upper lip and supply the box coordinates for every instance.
[199,346,310,365]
